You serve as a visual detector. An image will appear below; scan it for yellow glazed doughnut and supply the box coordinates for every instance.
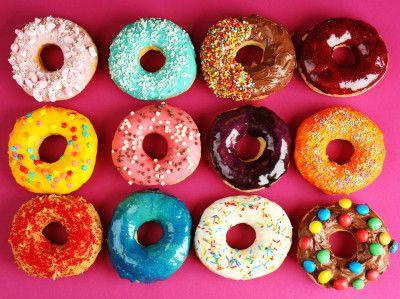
[8,106,97,194]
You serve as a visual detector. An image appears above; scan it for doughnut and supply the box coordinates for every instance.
[297,198,397,290]
[295,107,385,194]
[8,194,102,279]
[111,102,201,186]
[8,106,98,194]
[208,105,291,191]
[201,15,296,101]
[108,190,191,283]
[295,18,387,97]
[194,195,292,280]
[109,18,196,100]
[9,16,98,102]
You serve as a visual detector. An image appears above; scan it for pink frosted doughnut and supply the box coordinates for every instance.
[112,102,201,186]
[9,16,98,102]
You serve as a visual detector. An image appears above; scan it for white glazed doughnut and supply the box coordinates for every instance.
[194,195,292,280]
[9,16,98,102]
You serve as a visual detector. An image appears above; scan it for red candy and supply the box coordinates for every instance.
[333,279,349,290]
[367,269,379,281]
[356,229,369,243]
[338,213,352,227]
[299,236,312,250]
[61,122,67,128]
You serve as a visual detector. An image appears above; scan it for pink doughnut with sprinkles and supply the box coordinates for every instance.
[9,16,98,102]
[111,103,201,186]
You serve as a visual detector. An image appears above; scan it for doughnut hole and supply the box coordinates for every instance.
[329,231,357,259]
[137,221,163,246]
[332,45,357,67]
[235,41,264,66]
[236,135,265,162]
[39,135,68,163]
[42,222,68,245]
[226,223,256,250]
[326,139,354,165]
[139,47,166,72]
[142,133,168,160]
[39,44,64,71]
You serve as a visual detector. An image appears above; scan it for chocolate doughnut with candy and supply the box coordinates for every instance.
[297,199,397,290]
[201,15,296,101]
[295,18,387,97]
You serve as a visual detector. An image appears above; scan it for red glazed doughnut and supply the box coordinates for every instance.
[8,194,102,279]
[112,102,201,186]
[296,18,387,97]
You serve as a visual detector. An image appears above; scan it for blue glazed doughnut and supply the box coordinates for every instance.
[109,18,197,100]
[108,190,191,283]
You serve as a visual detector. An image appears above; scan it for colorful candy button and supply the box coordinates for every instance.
[390,240,398,254]
[299,236,312,250]
[356,204,369,215]
[333,278,349,290]
[317,208,331,221]
[356,229,369,243]
[309,221,323,234]
[338,198,352,209]
[303,260,316,273]
[352,279,365,290]
[379,232,391,246]
[369,243,384,256]
[366,269,379,281]
[316,249,330,264]
[348,261,363,274]
[338,213,352,227]
[367,217,382,230]
[317,269,332,284]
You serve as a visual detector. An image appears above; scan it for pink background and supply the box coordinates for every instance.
[1,0,399,298]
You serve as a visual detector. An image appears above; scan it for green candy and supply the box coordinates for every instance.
[316,249,331,264]
[367,217,382,230]
[370,243,384,256]
[352,279,365,290]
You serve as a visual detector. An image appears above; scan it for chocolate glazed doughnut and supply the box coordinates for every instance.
[295,18,388,97]
[208,105,291,191]
[297,199,398,290]
[201,16,296,101]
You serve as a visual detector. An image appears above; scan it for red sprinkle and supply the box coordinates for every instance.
[61,122,67,128]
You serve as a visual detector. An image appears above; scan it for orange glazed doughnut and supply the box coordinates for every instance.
[294,107,385,194]
[8,194,102,279]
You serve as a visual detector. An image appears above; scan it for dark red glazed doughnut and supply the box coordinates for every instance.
[296,18,387,97]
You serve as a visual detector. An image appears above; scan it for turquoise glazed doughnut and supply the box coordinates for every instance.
[109,18,197,100]
[108,190,191,283]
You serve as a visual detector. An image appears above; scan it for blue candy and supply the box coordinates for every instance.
[348,261,363,274]
[108,190,192,283]
[303,260,316,273]
[317,208,331,221]
[390,240,398,254]
[109,18,197,101]
[356,204,369,215]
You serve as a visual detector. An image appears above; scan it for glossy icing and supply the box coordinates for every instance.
[194,195,292,280]
[109,18,197,100]
[8,106,98,194]
[208,105,291,191]
[9,16,98,102]
[296,18,387,96]
[108,190,191,283]
[298,199,397,289]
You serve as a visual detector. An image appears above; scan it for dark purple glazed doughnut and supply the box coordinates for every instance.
[296,18,387,97]
[208,105,291,191]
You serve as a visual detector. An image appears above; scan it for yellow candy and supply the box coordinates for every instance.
[309,220,323,234]
[318,269,332,284]
[379,232,391,246]
[338,198,352,209]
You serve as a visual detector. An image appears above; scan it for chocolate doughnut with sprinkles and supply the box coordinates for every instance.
[201,15,296,101]
[298,198,397,290]
[111,102,201,186]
